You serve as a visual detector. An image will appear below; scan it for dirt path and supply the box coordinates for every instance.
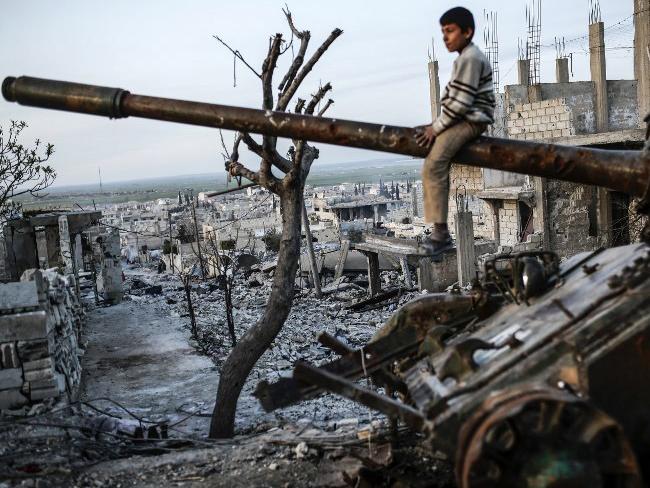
[80,283,217,435]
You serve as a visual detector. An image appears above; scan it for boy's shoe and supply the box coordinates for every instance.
[417,232,454,259]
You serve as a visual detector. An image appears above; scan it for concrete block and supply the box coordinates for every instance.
[0,342,20,369]
[515,119,524,127]
[0,368,23,390]
[22,357,53,372]
[549,114,560,123]
[561,128,572,137]
[521,111,529,118]
[24,366,55,383]
[17,339,51,361]
[531,102,541,110]
[513,103,524,112]
[559,112,570,122]
[30,385,59,401]
[541,100,551,108]
[0,311,49,342]
[556,121,568,130]
[0,389,28,409]
[541,115,550,124]
[0,281,40,314]
[553,129,562,138]
[522,103,532,111]
[544,131,554,139]
[536,108,545,116]
[554,105,566,114]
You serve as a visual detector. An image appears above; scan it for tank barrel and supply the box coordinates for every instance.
[3,75,649,198]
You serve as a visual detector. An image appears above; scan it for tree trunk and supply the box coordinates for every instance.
[183,277,197,338]
[302,203,322,297]
[209,187,303,438]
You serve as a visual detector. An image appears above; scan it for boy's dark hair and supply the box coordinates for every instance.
[440,7,475,37]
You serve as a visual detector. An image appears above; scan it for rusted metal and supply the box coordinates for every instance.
[3,75,650,198]
[455,386,641,487]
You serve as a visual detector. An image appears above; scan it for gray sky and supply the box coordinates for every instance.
[0,1,636,186]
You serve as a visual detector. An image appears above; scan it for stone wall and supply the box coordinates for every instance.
[0,269,84,410]
[546,181,599,259]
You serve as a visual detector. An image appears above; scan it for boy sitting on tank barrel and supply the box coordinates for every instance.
[415,7,495,256]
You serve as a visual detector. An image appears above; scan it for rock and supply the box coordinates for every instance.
[268,462,279,470]
[144,285,163,295]
[294,441,309,459]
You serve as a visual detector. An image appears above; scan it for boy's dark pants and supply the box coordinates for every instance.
[422,121,487,224]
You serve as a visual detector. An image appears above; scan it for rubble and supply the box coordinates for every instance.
[0,269,84,410]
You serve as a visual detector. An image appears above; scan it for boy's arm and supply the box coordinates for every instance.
[431,55,482,136]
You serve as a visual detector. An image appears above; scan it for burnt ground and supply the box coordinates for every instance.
[0,265,455,487]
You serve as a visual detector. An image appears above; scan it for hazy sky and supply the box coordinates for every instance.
[0,1,636,186]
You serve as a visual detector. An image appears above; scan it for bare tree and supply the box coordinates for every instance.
[209,9,341,438]
[203,228,257,348]
[0,121,55,224]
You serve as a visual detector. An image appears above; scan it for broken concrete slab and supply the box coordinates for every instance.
[0,311,49,342]
[0,281,40,314]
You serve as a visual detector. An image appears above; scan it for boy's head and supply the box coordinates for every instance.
[439,7,475,53]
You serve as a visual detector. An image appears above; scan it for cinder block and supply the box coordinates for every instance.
[521,111,529,118]
[0,389,28,409]
[559,112,570,122]
[554,105,566,114]
[541,100,551,108]
[541,115,550,124]
[544,131,554,139]
[515,119,525,127]
[556,121,567,130]
[531,102,541,110]
[525,118,533,126]
[17,339,51,362]
[22,357,53,372]
[30,385,59,401]
[553,129,562,138]
[0,311,49,342]
[561,128,572,137]
[514,103,524,112]
[0,368,23,390]
[545,107,556,115]
[24,367,55,383]
[536,108,546,116]
[549,114,560,123]
[522,103,532,111]
[0,343,20,369]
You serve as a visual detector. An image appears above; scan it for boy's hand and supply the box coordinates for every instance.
[414,125,435,148]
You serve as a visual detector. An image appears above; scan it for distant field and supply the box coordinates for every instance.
[18,157,424,210]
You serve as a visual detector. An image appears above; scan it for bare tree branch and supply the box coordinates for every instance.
[276,28,342,111]
[277,7,311,94]
[294,98,306,114]
[213,35,261,79]
[317,99,334,117]
[305,82,332,115]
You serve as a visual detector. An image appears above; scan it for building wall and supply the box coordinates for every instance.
[506,98,576,140]
[607,80,640,130]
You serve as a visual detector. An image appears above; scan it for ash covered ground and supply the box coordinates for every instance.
[0,261,455,487]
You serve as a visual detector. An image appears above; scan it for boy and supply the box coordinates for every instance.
[415,7,495,256]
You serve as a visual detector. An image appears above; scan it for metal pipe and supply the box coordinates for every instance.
[4,75,649,197]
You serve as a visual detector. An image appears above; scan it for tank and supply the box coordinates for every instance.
[4,75,650,486]
[257,244,650,487]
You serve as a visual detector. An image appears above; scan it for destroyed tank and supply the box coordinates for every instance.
[4,76,650,487]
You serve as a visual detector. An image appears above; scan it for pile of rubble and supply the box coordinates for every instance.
[0,269,85,410]
[121,260,420,431]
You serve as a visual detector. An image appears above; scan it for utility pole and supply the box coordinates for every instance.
[168,210,175,274]
[189,190,206,280]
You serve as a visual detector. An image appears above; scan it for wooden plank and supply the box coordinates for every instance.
[367,252,381,296]
[417,258,435,292]
[334,240,350,281]
[455,211,476,287]
[400,257,413,289]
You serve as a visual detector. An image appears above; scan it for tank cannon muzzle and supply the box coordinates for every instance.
[2,76,129,119]
[3,75,650,199]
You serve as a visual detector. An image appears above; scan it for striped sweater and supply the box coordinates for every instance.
[432,42,495,136]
